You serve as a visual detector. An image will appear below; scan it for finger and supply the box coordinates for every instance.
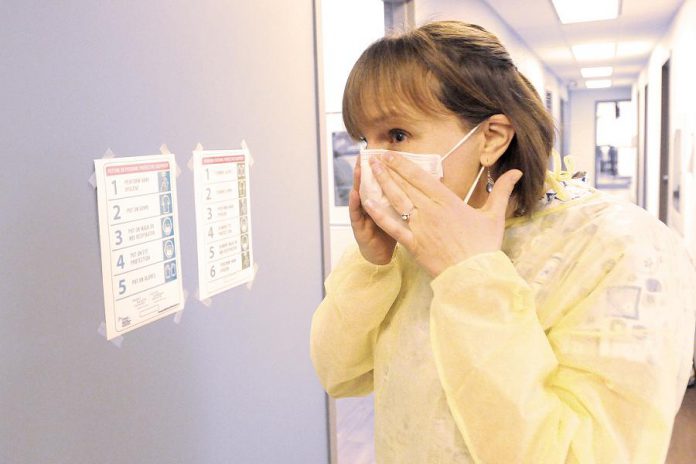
[353,154,361,191]
[362,198,414,247]
[381,152,452,204]
[369,158,414,215]
[484,169,523,216]
[348,189,365,224]
[388,168,432,209]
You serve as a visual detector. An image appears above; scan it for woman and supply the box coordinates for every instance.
[310,21,696,463]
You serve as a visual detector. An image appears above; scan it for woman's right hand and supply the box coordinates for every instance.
[349,155,397,265]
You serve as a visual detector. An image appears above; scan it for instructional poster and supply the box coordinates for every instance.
[94,154,184,340]
[193,148,254,300]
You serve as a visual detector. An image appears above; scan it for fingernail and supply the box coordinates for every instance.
[381,153,393,163]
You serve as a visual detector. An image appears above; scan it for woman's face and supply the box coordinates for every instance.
[359,108,490,208]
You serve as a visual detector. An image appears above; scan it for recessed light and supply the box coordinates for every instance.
[581,67,614,78]
[585,79,612,89]
[552,0,620,24]
[572,43,616,61]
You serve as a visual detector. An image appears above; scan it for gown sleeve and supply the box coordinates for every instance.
[310,246,403,398]
[429,220,696,463]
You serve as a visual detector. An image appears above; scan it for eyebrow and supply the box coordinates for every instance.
[363,113,422,128]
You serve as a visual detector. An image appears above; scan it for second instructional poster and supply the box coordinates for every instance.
[193,148,254,300]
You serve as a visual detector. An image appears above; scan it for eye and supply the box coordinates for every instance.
[389,129,409,143]
[358,136,367,149]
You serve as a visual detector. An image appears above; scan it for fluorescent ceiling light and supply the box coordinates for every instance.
[572,43,616,61]
[552,0,620,24]
[585,79,612,89]
[581,67,614,78]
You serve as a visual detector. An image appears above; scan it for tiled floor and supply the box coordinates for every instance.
[667,386,696,463]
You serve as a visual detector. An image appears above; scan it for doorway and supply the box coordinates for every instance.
[594,100,637,202]
[642,84,649,208]
[659,59,671,223]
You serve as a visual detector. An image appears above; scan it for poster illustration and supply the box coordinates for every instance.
[94,154,184,340]
[193,148,254,300]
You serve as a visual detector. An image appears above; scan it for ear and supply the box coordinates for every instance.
[479,114,515,166]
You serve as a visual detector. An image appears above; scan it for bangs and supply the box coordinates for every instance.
[342,38,448,140]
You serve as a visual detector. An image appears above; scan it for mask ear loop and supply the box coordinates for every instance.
[444,123,483,205]
[441,123,482,162]
[464,165,485,205]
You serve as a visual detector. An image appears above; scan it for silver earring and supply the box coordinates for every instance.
[486,168,494,193]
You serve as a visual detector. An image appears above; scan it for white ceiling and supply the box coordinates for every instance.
[482,0,685,89]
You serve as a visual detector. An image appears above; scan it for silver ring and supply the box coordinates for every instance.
[400,208,414,221]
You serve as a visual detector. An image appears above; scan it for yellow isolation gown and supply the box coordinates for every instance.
[310,166,696,463]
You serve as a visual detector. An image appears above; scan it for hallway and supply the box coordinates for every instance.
[320,1,696,463]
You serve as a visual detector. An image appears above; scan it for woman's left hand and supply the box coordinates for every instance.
[362,153,523,277]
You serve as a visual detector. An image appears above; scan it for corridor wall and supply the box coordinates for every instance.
[0,1,328,463]
[638,0,696,260]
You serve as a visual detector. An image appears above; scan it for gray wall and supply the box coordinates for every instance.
[0,1,328,463]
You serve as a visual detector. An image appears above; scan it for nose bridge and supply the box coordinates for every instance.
[359,126,390,151]
[360,135,388,151]
[360,135,382,151]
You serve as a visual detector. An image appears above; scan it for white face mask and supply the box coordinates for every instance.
[359,123,483,222]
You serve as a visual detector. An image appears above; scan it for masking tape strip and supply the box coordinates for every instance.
[88,148,116,188]
[193,288,213,307]
[160,144,182,178]
[97,321,124,348]
[241,139,254,167]
[173,289,189,324]
[173,310,184,324]
[188,143,204,171]
[245,263,260,290]
[182,288,189,310]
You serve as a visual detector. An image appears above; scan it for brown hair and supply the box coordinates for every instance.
[343,21,555,216]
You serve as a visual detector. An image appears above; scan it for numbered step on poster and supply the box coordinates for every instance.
[94,154,184,340]
[193,148,254,300]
